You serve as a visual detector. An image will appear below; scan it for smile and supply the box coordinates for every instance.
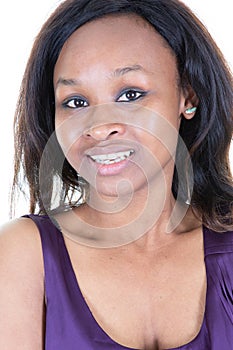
[89,150,134,165]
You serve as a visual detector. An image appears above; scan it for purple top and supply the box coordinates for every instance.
[25,214,233,349]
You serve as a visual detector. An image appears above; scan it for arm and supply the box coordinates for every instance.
[0,218,45,349]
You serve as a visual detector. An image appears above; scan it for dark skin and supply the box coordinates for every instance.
[54,15,204,349]
[0,15,204,350]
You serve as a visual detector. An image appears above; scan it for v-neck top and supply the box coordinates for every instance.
[25,214,233,349]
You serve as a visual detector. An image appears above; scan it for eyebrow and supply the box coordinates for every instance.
[111,64,145,77]
[55,77,81,88]
[55,64,146,88]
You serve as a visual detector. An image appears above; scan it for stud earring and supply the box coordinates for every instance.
[185,107,197,115]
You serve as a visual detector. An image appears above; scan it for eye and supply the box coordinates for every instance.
[62,97,88,109]
[117,89,146,102]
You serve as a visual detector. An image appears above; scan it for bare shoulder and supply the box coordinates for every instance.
[0,216,44,295]
[0,217,44,349]
[0,217,43,272]
[0,215,41,239]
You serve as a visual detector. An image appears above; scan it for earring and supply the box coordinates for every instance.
[185,107,197,115]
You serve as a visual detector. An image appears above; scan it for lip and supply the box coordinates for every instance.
[85,141,138,158]
[84,139,140,176]
[85,141,137,176]
[88,156,134,176]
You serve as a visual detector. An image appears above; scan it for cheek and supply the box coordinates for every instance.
[146,87,182,129]
[55,115,84,169]
[139,131,178,166]
[132,113,179,178]
[133,107,179,151]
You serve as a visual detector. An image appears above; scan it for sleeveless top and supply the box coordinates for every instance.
[24,214,233,349]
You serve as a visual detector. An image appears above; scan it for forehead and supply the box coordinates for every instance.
[54,14,177,78]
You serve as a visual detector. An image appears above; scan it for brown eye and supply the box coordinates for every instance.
[126,91,139,100]
[117,89,145,102]
[63,97,88,109]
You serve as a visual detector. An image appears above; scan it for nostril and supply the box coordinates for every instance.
[110,131,118,135]
[84,123,125,140]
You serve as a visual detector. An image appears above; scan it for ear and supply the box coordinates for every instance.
[179,84,199,120]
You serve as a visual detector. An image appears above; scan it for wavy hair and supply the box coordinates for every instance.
[12,0,233,230]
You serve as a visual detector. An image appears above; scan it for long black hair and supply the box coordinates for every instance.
[12,0,233,231]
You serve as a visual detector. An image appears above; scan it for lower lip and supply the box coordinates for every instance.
[90,157,132,176]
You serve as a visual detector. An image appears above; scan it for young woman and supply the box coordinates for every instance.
[0,1,232,349]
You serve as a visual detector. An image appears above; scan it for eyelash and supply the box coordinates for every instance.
[62,97,88,109]
[62,88,147,109]
[117,89,147,102]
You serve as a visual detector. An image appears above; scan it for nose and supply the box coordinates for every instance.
[84,123,126,141]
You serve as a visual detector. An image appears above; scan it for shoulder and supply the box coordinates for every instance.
[0,216,43,261]
[0,216,44,285]
[0,217,45,348]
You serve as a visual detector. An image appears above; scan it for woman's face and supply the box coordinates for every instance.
[54,15,192,198]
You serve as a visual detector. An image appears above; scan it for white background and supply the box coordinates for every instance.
[0,0,232,223]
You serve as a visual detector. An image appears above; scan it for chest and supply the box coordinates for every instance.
[68,247,206,349]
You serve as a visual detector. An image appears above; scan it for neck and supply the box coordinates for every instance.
[75,174,190,244]
[86,174,165,226]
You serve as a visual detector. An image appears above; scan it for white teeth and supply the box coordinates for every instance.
[90,150,134,164]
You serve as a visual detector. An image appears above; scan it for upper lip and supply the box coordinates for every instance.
[85,141,138,158]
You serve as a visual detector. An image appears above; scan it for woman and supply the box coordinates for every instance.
[0,0,232,349]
